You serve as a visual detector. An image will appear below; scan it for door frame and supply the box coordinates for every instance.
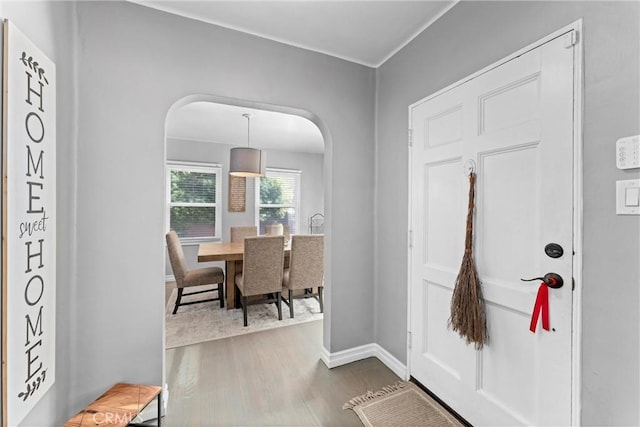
[406,20,584,425]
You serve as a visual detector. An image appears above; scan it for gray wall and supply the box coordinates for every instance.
[2,1,637,425]
[70,0,375,420]
[375,1,639,425]
[0,1,76,425]
[166,137,324,275]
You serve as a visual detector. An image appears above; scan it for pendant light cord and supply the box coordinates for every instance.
[243,113,252,148]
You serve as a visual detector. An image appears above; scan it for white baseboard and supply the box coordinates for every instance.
[375,344,409,380]
[320,344,376,368]
[165,274,175,282]
[320,343,408,380]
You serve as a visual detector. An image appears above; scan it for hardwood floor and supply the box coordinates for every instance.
[164,320,400,426]
[166,280,176,305]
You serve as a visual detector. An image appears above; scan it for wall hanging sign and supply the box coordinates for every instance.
[228,175,246,212]
[2,20,57,427]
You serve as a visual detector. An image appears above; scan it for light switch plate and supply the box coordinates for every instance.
[617,179,640,215]
[616,135,640,170]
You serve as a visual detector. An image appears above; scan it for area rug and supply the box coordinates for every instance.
[343,381,463,427]
[165,285,323,349]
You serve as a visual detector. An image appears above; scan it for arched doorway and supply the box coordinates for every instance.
[161,94,331,401]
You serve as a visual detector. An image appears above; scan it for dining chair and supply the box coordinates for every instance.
[265,223,283,235]
[230,226,257,242]
[166,231,225,314]
[265,223,290,245]
[282,235,324,318]
[234,235,285,326]
[229,226,257,280]
[283,224,291,245]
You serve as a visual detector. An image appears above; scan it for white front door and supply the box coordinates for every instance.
[409,29,577,426]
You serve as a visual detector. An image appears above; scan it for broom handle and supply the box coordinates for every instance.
[464,173,476,254]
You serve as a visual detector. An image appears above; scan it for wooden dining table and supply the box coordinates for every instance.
[197,241,290,309]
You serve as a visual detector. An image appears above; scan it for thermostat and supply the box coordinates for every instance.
[616,135,639,170]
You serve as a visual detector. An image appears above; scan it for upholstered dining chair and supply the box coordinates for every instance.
[282,234,324,318]
[265,224,291,245]
[234,235,285,326]
[229,226,257,278]
[166,230,225,314]
[230,226,257,243]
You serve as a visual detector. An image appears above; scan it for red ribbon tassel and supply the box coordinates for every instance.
[529,283,550,333]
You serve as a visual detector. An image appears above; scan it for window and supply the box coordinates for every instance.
[166,162,221,241]
[256,168,301,234]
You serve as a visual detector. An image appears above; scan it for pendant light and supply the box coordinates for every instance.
[229,113,265,177]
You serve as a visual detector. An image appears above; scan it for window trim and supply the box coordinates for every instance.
[166,161,222,243]
[255,167,301,234]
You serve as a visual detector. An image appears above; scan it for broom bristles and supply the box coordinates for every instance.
[450,253,487,349]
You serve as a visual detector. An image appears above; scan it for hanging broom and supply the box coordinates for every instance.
[449,172,487,349]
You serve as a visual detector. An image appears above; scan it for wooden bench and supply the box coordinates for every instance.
[63,382,162,427]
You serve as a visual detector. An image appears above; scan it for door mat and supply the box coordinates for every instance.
[343,381,463,427]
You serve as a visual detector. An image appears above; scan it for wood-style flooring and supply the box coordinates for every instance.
[164,320,400,426]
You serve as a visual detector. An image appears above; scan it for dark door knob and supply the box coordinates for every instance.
[521,273,563,289]
[544,243,564,258]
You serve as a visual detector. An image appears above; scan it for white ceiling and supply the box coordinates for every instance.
[131,0,457,67]
[167,102,325,154]
[145,0,458,153]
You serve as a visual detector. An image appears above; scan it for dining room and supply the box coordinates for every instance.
[163,100,326,347]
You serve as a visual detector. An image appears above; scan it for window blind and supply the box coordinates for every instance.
[167,163,221,240]
[257,168,301,234]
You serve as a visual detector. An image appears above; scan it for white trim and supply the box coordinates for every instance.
[406,94,414,382]
[570,19,584,427]
[165,274,175,283]
[408,21,582,112]
[406,44,419,409]
[320,344,374,369]
[265,167,301,175]
[166,160,222,170]
[129,0,378,68]
[320,344,408,380]
[129,1,458,69]
[407,19,584,425]
[375,344,410,380]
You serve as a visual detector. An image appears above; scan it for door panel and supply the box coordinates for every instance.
[479,73,541,134]
[424,160,463,270]
[479,145,540,282]
[424,281,465,379]
[410,32,575,426]
[425,105,464,148]
[481,302,537,421]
